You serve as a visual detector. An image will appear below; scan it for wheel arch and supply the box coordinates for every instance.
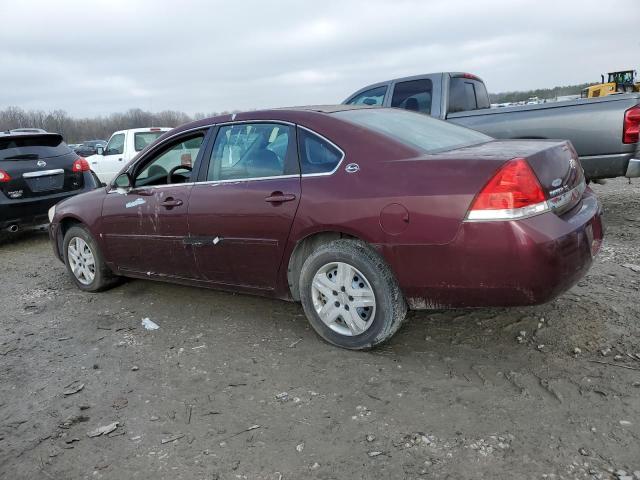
[56,215,84,257]
[286,230,367,301]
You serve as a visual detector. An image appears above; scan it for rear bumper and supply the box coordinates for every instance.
[388,189,603,309]
[580,148,640,179]
[0,172,97,230]
[625,158,640,178]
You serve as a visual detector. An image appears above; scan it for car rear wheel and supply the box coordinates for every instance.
[63,225,119,292]
[299,239,407,350]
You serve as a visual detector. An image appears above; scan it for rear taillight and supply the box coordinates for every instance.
[623,105,640,144]
[466,158,548,221]
[72,157,90,172]
[0,169,11,182]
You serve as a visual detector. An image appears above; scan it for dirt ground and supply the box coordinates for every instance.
[1,178,639,480]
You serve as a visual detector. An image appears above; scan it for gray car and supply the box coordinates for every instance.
[344,72,640,180]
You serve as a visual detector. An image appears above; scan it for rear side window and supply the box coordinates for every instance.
[346,86,387,106]
[0,135,71,160]
[391,79,433,114]
[134,132,165,151]
[448,77,490,113]
[297,129,343,174]
[207,123,292,181]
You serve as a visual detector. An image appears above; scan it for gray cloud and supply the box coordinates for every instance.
[1,0,638,116]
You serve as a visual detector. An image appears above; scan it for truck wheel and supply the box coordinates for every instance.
[63,225,119,292]
[299,239,407,350]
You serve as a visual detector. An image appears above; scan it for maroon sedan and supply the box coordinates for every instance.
[49,106,603,349]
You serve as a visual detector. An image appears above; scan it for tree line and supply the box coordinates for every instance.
[0,107,232,144]
[1,82,597,143]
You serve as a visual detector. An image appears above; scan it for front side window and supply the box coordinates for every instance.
[391,79,433,115]
[297,128,343,174]
[134,134,204,186]
[207,123,292,181]
[105,133,125,155]
[346,86,388,106]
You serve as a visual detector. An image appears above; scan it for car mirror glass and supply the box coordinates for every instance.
[96,146,104,155]
[113,172,132,192]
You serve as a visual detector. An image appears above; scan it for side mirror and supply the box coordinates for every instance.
[113,172,132,191]
[96,146,105,155]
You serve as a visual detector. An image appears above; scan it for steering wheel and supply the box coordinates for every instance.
[167,165,192,184]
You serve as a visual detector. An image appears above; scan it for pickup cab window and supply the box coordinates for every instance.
[391,79,433,114]
[346,86,387,106]
[448,77,490,113]
[134,131,165,151]
[105,133,125,155]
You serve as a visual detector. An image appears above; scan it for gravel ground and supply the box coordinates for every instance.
[1,178,639,480]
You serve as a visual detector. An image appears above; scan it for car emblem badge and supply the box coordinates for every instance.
[345,163,360,173]
[37,160,47,167]
[551,178,562,188]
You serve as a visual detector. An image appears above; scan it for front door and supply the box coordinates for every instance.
[92,132,126,184]
[188,122,300,290]
[101,131,208,279]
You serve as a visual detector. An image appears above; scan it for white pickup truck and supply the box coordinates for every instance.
[88,127,171,184]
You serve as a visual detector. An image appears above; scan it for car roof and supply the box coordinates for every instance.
[276,104,374,114]
[1,128,50,137]
[0,130,61,140]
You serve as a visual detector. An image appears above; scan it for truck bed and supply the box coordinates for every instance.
[447,93,640,179]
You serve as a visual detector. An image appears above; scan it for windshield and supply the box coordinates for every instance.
[134,131,165,151]
[334,108,492,154]
[0,134,71,160]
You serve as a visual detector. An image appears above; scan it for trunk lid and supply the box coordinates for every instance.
[0,133,85,200]
[524,140,585,215]
[429,139,586,215]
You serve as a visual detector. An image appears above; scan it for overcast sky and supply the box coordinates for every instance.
[1,0,638,117]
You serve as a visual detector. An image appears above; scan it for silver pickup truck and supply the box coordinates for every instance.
[344,72,640,179]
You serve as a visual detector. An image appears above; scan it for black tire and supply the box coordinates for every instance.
[299,239,407,350]
[63,225,120,292]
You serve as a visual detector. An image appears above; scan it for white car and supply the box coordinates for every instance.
[88,127,171,184]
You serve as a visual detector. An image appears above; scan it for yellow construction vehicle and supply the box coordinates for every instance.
[581,70,640,98]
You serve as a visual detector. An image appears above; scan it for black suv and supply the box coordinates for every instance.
[0,130,99,234]
[74,139,107,158]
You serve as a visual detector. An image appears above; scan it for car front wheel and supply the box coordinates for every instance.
[299,239,407,350]
[63,225,119,292]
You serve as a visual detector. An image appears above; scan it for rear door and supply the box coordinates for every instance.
[100,130,209,278]
[188,122,301,290]
[389,78,434,115]
[0,134,84,202]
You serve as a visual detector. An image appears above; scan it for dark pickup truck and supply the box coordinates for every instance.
[344,72,640,180]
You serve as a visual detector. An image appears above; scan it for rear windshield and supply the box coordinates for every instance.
[0,135,72,160]
[334,108,492,153]
[134,131,165,151]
